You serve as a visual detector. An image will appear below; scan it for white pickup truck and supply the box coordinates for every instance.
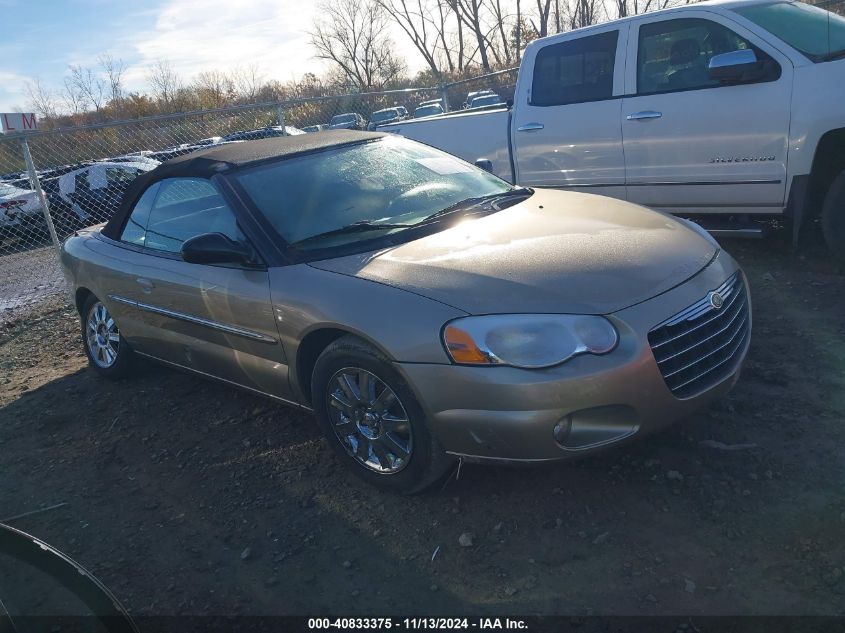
[382,0,845,255]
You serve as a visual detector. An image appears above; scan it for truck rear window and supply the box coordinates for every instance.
[531,30,619,106]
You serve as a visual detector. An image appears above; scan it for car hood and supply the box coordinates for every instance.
[309,189,718,315]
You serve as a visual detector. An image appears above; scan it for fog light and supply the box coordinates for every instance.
[553,416,572,444]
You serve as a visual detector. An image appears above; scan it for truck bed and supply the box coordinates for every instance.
[379,108,513,182]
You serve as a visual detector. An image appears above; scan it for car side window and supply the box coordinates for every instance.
[531,30,619,107]
[143,178,246,255]
[120,182,160,246]
[637,18,766,94]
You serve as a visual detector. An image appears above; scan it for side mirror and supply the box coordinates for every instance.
[708,49,765,84]
[505,98,514,109]
[474,159,494,173]
[181,232,257,266]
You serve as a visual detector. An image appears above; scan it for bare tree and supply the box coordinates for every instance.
[25,77,59,119]
[68,65,106,113]
[99,54,126,107]
[563,0,603,29]
[310,0,405,90]
[194,70,234,109]
[531,0,553,38]
[491,0,513,65]
[377,0,448,78]
[448,0,492,71]
[146,59,182,107]
[231,63,264,102]
[62,77,85,115]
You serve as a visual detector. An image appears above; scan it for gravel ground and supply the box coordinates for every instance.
[0,233,843,620]
[0,245,66,324]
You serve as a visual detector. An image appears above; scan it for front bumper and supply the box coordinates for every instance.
[395,251,750,463]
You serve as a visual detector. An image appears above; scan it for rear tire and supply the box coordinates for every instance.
[80,295,135,379]
[311,335,454,494]
[821,169,845,262]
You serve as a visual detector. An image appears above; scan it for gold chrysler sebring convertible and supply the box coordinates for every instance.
[61,131,751,493]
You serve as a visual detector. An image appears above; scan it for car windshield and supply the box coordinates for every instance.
[414,105,442,117]
[371,110,398,122]
[331,114,356,124]
[234,136,513,250]
[733,1,845,61]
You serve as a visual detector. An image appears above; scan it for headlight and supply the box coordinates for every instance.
[442,314,618,368]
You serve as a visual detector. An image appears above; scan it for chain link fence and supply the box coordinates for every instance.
[0,72,520,324]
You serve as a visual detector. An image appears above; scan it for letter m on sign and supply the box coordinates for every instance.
[22,113,37,130]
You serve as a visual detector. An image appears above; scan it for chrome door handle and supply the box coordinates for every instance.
[627,111,662,121]
[136,277,155,293]
[516,122,544,132]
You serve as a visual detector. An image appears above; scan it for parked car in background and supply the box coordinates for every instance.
[417,98,446,110]
[467,93,506,109]
[194,136,222,147]
[463,89,495,108]
[413,103,444,119]
[329,113,367,130]
[303,124,329,133]
[395,106,409,118]
[367,107,407,130]
[62,131,749,493]
[0,181,42,241]
[381,0,845,258]
[52,161,157,231]
[221,126,304,142]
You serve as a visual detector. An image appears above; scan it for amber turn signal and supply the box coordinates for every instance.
[443,325,490,364]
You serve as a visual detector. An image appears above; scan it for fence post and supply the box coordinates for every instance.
[439,84,450,113]
[276,105,286,133]
[20,136,61,256]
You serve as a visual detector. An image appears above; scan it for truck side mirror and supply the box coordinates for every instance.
[475,159,493,173]
[708,49,768,84]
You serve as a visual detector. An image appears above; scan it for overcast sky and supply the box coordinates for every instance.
[0,0,429,112]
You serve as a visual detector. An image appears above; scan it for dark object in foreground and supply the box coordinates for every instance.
[0,523,138,633]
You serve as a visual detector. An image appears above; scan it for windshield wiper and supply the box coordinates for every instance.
[418,187,533,224]
[289,220,413,247]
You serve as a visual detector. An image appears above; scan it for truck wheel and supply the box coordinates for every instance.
[822,169,845,261]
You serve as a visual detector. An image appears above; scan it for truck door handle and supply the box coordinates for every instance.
[627,111,662,121]
[136,277,155,293]
[516,122,544,132]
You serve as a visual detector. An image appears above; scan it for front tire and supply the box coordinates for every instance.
[311,335,454,494]
[822,169,845,262]
[81,295,134,379]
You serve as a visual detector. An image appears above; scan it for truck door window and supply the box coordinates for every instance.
[531,30,619,106]
[637,18,771,94]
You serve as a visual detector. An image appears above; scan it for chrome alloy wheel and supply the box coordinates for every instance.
[85,301,120,368]
[326,368,413,474]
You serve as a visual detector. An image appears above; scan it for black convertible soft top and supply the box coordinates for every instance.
[101,130,385,240]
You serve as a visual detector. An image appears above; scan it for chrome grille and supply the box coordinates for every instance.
[648,273,750,399]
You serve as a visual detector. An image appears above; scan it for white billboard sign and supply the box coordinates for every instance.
[0,113,38,133]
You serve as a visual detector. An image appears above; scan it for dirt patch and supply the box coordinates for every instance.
[1,234,844,617]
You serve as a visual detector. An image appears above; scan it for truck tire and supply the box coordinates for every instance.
[822,169,845,262]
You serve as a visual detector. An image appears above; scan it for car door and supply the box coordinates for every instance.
[512,24,628,200]
[112,176,292,401]
[621,11,793,214]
